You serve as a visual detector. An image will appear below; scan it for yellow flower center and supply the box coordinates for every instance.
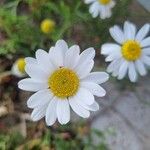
[99,0,111,5]
[121,40,141,61]
[16,58,26,73]
[40,19,55,34]
[48,68,79,99]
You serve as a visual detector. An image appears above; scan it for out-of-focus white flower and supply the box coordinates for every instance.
[101,21,150,82]
[84,0,115,19]
[18,40,109,125]
[12,58,26,77]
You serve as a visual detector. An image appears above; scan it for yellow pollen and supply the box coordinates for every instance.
[16,58,26,73]
[40,19,55,34]
[121,40,141,61]
[48,68,79,99]
[99,0,111,5]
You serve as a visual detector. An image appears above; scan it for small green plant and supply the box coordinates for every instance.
[0,122,113,150]
[0,132,24,150]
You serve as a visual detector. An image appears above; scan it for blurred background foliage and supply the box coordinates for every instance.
[0,121,115,150]
[0,0,132,57]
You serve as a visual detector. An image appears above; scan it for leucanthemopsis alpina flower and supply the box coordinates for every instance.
[101,21,150,82]
[18,40,109,125]
[12,58,26,77]
[84,0,115,19]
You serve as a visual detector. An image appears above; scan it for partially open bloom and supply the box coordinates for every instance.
[40,19,55,34]
[84,0,115,19]
[12,58,26,77]
[18,40,109,125]
[101,21,150,82]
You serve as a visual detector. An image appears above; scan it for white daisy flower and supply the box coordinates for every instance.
[101,21,150,82]
[18,40,109,125]
[12,58,26,77]
[84,0,115,19]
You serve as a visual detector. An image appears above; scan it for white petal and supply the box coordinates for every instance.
[92,9,99,18]
[90,3,99,18]
[107,59,120,73]
[75,87,95,105]
[135,24,150,42]
[101,43,121,56]
[105,6,112,19]
[141,37,150,48]
[49,46,64,68]
[109,0,115,8]
[36,49,48,62]
[36,49,55,74]
[69,97,90,118]
[128,62,137,82]
[31,105,47,121]
[88,101,99,111]
[81,82,106,97]
[82,72,109,84]
[18,78,48,92]
[141,55,150,66]
[56,99,70,125]
[75,98,99,111]
[27,89,53,108]
[77,47,95,66]
[89,2,100,18]
[124,21,137,40]
[105,52,121,62]
[118,61,129,80]
[64,45,80,69]
[55,40,68,54]
[143,47,150,55]
[108,58,124,77]
[25,57,37,65]
[76,60,94,79]
[100,6,108,20]
[84,0,96,4]
[135,60,147,76]
[109,25,125,44]
[45,97,57,126]
[25,64,49,81]
[49,40,68,67]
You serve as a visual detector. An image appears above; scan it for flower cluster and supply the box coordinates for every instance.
[14,1,150,126]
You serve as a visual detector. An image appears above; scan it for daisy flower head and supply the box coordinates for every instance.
[84,0,115,19]
[18,40,109,126]
[12,58,26,77]
[101,21,150,82]
[40,19,55,34]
